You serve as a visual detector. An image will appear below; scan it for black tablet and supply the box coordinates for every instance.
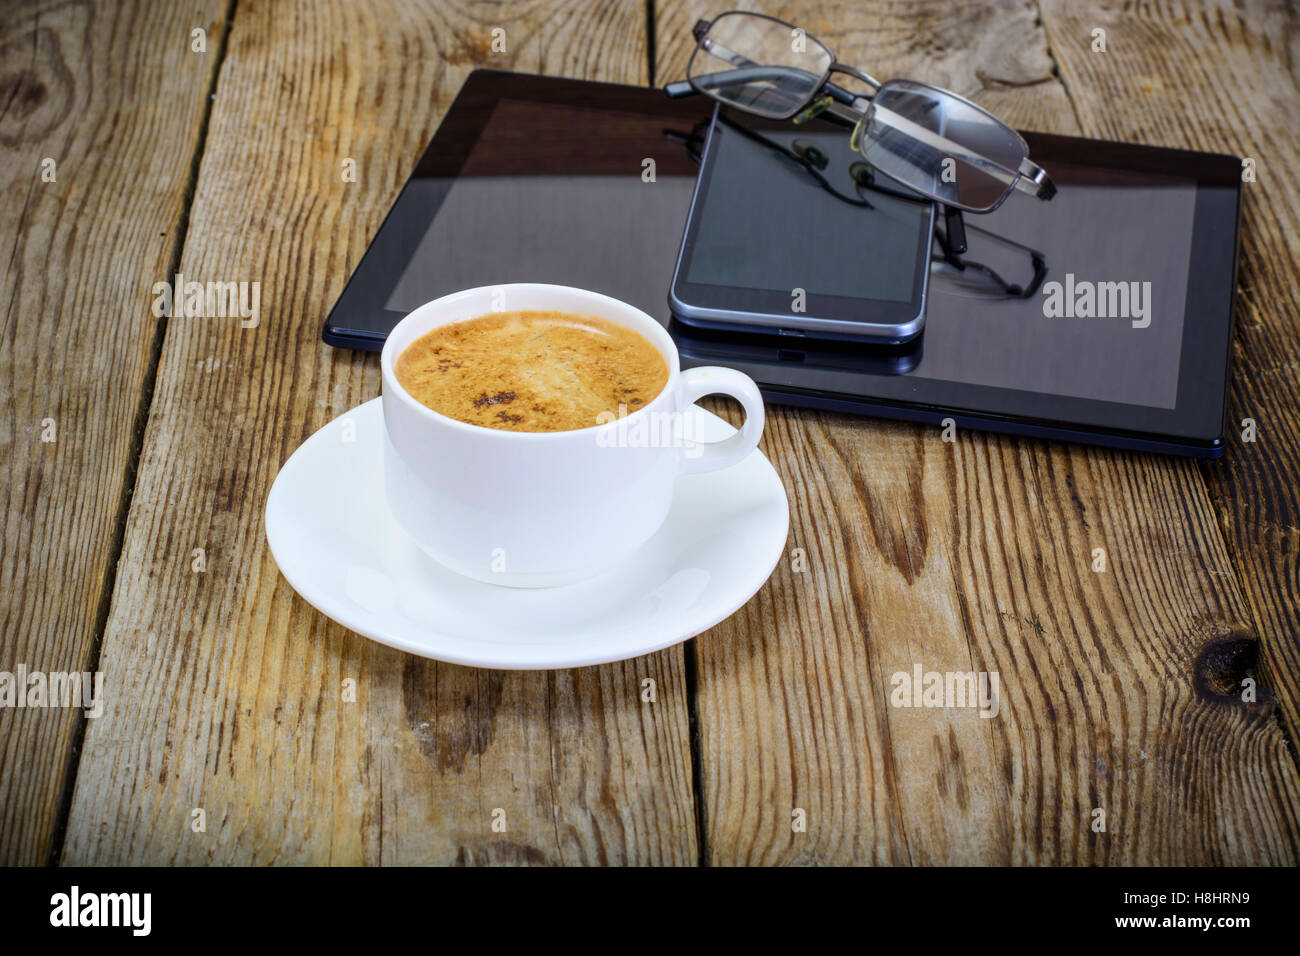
[323,70,1242,459]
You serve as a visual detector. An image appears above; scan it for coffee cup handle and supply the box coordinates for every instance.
[677,366,766,475]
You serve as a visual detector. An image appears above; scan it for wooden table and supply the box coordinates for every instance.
[2,0,1298,866]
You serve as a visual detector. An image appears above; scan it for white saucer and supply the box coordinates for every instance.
[265,398,789,669]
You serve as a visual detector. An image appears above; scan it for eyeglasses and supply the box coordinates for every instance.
[665,11,1057,214]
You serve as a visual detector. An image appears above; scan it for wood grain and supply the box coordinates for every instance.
[0,0,228,865]
[658,0,1300,864]
[59,0,698,864]
[1039,0,1300,784]
[7,0,1298,867]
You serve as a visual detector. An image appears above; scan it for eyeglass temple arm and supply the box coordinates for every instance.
[943,206,967,255]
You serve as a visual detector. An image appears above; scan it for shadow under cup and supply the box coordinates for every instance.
[380,283,766,588]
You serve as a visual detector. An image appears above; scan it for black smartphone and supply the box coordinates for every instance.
[669,107,935,344]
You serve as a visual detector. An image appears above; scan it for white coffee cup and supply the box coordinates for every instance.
[380,283,766,587]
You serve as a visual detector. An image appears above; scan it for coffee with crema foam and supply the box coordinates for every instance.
[394,310,669,433]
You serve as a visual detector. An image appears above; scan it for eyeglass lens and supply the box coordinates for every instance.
[687,12,832,120]
[860,80,1028,211]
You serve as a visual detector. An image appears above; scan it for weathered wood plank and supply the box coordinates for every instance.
[60,0,698,864]
[0,0,228,865]
[1040,0,1300,782]
[657,0,1300,864]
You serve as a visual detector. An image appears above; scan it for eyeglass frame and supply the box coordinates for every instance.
[667,10,1057,214]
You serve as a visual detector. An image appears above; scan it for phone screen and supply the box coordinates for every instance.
[685,114,932,304]
[670,109,934,338]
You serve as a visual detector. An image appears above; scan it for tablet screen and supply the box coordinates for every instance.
[912,164,1197,410]
[383,98,701,318]
[323,84,710,343]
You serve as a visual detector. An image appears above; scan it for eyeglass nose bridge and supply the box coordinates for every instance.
[826,62,882,94]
